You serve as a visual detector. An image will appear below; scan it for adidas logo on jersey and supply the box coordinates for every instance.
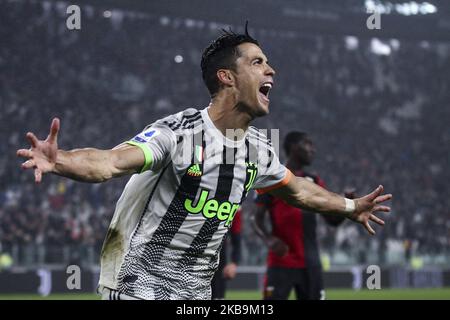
[187,164,202,177]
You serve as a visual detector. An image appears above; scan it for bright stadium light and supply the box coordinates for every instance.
[421,2,438,14]
[396,4,412,16]
[159,16,170,26]
[174,55,183,63]
[365,0,438,15]
[371,38,391,55]
[409,2,420,15]
[390,39,401,51]
[184,19,195,28]
[345,36,359,50]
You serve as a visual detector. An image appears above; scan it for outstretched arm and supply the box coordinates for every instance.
[268,171,392,235]
[17,118,146,183]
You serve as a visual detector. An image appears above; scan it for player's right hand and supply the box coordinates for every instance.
[223,262,238,279]
[17,118,60,184]
[267,236,289,257]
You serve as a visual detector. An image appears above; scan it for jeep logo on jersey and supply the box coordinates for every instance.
[184,189,240,227]
[132,129,160,143]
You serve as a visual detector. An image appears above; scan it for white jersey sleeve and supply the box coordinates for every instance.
[126,122,177,173]
[250,136,292,194]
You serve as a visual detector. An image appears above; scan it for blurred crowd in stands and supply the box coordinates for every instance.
[1,0,449,267]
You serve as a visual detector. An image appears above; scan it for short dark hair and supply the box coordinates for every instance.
[201,22,259,97]
[283,131,308,156]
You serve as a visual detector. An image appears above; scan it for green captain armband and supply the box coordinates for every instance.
[126,141,154,173]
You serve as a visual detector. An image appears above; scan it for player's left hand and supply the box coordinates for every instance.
[344,188,356,199]
[223,262,237,279]
[348,185,392,235]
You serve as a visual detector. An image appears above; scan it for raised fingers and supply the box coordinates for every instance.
[17,149,33,159]
[34,168,42,184]
[373,205,391,213]
[47,118,60,144]
[366,185,383,202]
[364,221,376,235]
[26,132,39,148]
[369,214,385,226]
[21,160,36,170]
[374,194,392,204]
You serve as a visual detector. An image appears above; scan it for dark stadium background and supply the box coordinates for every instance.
[0,0,449,299]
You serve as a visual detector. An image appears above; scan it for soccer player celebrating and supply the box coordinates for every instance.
[253,131,349,300]
[17,26,392,300]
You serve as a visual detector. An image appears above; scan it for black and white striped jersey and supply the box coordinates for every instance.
[99,107,289,299]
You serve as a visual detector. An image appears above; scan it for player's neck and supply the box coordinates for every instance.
[207,99,252,137]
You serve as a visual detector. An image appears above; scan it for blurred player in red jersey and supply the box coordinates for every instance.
[253,131,354,300]
[211,209,242,299]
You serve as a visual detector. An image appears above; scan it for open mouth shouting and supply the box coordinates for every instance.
[258,81,273,104]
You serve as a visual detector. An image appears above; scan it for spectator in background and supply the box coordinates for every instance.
[253,132,346,300]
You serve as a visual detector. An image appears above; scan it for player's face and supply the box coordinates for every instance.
[295,138,315,166]
[232,43,275,117]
